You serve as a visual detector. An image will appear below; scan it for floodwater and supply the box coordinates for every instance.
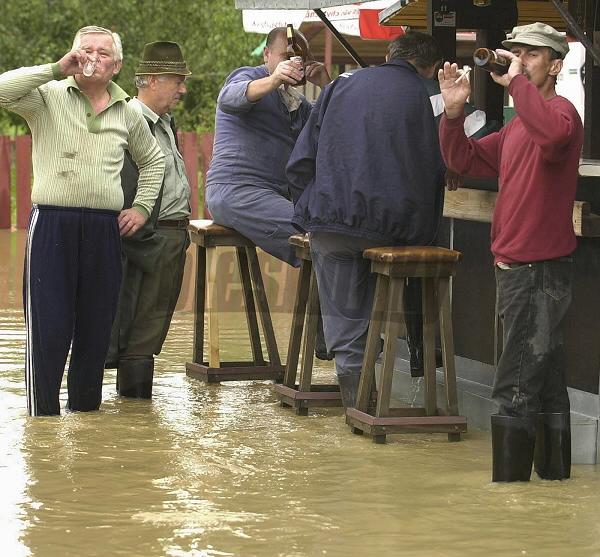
[1,229,600,557]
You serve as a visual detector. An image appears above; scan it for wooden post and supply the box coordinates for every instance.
[177,131,199,219]
[199,132,214,218]
[15,135,32,230]
[428,0,457,62]
[324,28,333,76]
[473,29,506,126]
[0,136,11,229]
[582,0,600,158]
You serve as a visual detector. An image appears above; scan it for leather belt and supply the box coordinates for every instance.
[157,218,189,230]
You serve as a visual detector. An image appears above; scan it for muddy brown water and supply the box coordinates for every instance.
[1,230,600,557]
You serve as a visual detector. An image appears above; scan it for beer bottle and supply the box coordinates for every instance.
[473,48,509,75]
[286,24,306,86]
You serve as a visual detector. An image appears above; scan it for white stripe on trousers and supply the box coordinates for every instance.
[25,205,39,416]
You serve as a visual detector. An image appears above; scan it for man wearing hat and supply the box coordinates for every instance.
[438,22,583,482]
[106,41,191,399]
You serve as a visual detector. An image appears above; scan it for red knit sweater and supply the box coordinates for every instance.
[439,74,583,263]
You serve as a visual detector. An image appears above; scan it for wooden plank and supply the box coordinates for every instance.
[15,135,31,230]
[206,247,220,368]
[346,407,467,428]
[579,159,600,177]
[443,188,600,237]
[0,136,11,229]
[178,131,199,219]
[356,275,389,412]
[376,277,404,418]
[247,247,282,366]
[192,245,206,364]
[282,259,312,387]
[299,269,320,392]
[437,277,459,416]
[237,247,265,366]
[422,278,438,416]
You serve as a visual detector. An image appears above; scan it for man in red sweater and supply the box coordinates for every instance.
[438,22,583,482]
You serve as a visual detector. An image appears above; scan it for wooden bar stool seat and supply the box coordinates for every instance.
[346,246,467,443]
[273,234,341,415]
[185,219,284,383]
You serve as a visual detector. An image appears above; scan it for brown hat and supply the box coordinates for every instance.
[135,41,191,76]
[502,22,569,59]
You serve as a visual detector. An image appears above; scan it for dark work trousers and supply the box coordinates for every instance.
[493,258,573,417]
[107,227,189,360]
[309,231,394,378]
[23,205,122,416]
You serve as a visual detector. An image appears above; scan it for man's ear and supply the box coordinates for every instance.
[112,60,123,76]
[549,58,563,77]
[263,47,269,64]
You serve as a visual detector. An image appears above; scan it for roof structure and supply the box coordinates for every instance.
[378,0,570,31]
[235,0,384,8]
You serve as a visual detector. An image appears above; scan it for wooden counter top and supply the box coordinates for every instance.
[443,188,600,237]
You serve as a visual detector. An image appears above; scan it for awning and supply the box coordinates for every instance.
[236,0,386,8]
[242,1,404,39]
[378,0,570,31]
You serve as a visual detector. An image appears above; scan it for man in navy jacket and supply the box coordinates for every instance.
[286,32,445,408]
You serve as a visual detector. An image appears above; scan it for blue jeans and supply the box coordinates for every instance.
[309,231,393,378]
[493,258,573,417]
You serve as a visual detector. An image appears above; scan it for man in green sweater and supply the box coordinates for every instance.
[0,25,165,416]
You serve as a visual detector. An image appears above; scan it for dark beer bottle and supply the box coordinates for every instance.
[286,24,306,86]
[473,48,509,75]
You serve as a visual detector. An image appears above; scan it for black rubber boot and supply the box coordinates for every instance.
[117,357,154,399]
[491,414,536,482]
[534,412,571,480]
[315,312,334,361]
[337,374,361,409]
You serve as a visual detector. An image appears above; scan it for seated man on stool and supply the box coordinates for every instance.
[106,41,192,398]
[286,32,446,408]
[204,27,332,358]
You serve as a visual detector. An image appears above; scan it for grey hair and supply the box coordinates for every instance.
[134,74,176,89]
[134,75,150,88]
[72,26,123,62]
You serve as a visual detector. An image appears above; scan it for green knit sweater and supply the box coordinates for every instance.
[0,63,165,217]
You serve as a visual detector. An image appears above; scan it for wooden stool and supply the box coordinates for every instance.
[345,246,467,443]
[185,220,284,383]
[273,234,341,415]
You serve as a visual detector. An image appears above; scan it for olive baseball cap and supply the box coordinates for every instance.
[502,22,569,59]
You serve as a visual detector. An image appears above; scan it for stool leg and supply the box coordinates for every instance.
[236,247,265,367]
[355,275,389,413]
[422,278,437,416]
[192,244,206,365]
[299,268,319,393]
[283,259,311,388]
[376,277,404,419]
[438,277,461,441]
[246,247,281,367]
[206,246,220,368]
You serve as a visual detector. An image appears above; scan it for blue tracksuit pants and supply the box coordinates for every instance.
[23,205,122,416]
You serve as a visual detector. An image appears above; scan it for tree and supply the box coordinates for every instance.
[0,0,262,133]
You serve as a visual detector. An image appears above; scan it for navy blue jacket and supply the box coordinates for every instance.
[286,59,445,245]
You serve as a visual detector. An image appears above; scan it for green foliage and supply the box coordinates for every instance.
[0,0,262,132]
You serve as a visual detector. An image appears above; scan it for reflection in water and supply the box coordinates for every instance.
[1,230,600,556]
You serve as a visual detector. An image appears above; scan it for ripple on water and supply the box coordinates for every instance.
[1,235,600,556]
